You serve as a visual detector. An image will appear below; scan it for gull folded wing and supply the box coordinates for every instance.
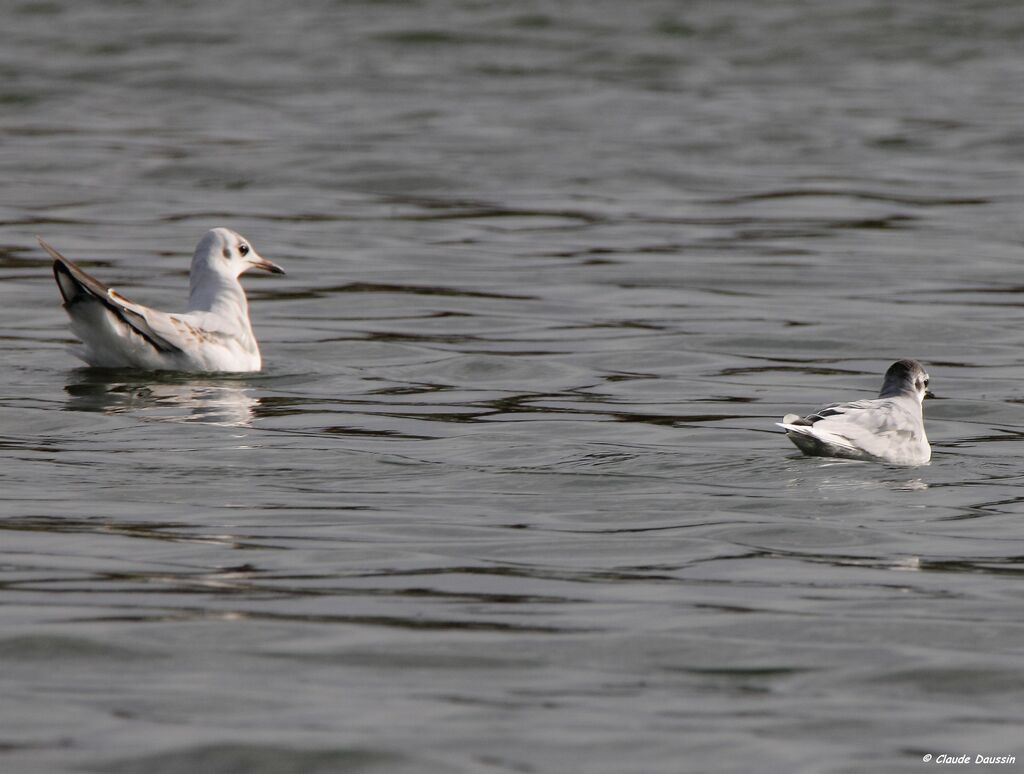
[41,237,183,355]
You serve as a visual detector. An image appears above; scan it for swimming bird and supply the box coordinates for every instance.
[777,359,932,465]
[43,228,284,372]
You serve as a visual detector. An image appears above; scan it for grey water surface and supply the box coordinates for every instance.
[2,1,1024,773]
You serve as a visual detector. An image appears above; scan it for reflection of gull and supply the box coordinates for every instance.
[787,472,928,492]
[777,359,933,466]
[42,228,285,372]
[65,375,258,427]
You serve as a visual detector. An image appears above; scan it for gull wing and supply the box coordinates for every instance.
[43,237,184,355]
[778,398,922,461]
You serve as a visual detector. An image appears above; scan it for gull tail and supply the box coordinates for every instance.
[41,237,182,358]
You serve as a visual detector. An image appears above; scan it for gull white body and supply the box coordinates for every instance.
[45,228,284,373]
[777,359,932,466]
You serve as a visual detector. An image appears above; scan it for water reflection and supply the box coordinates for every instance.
[63,370,259,427]
[785,463,929,492]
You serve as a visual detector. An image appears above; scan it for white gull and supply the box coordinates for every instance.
[777,359,932,466]
[43,227,284,373]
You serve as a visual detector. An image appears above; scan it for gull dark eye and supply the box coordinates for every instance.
[239,244,250,257]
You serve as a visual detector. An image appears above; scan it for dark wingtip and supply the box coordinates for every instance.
[42,237,78,303]
[52,258,78,304]
[39,236,70,269]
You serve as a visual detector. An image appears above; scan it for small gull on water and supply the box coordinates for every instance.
[777,359,932,465]
[42,227,284,373]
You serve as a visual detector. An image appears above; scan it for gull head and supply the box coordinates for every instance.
[191,227,285,281]
[879,359,932,402]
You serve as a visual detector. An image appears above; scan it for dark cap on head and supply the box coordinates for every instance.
[879,359,929,398]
